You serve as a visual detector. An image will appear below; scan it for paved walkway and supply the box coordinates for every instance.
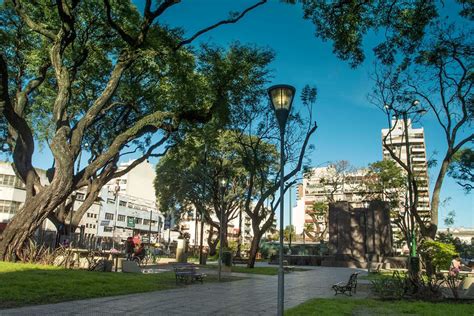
[0,267,368,316]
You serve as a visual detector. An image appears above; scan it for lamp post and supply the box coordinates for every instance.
[218,177,227,282]
[199,143,207,265]
[76,143,89,174]
[112,179,120,249]
[268,84,295,316]
[385,100,426,276]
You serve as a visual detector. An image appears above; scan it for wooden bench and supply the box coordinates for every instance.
[232,256,250,265]
[332,272,359,296]
[173,263,206,284]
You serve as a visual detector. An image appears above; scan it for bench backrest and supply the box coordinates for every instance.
[346,273,359,288]
[173,263,197,273]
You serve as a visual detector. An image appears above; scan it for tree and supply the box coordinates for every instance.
[448,148,474,193]
[365,160,407,207]
[371,21,473,241]
[283,225,296,242]
[304,201,328,242]
[0,0,271,260]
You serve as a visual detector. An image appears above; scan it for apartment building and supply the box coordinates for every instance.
[99,160,163,243]
[382,118,431,219]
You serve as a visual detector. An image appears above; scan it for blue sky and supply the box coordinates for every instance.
[156,0,473,228]
[4,1,471,228]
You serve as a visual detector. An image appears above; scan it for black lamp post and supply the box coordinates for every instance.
[268,84,295,316]
[218,177,227,281]
[385,100,426,276]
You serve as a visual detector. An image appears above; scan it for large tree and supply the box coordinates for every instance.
[0,0,270,260]
[371,20,473,240]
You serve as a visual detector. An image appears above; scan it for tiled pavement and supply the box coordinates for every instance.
[0,266,368,316]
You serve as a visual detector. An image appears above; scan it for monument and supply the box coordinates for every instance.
[322,200,394,269]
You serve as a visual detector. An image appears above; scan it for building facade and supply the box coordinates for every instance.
[382,118,431,219]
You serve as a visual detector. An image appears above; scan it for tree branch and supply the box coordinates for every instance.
[176,0,267,50]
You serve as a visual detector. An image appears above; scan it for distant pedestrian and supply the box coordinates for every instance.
[449,255,461,276]
[125,237,135,260]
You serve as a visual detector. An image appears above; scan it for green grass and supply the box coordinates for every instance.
[203,264,308,275]
[285,298,474,316]
[0,261,232,308]
[359,271,400,280]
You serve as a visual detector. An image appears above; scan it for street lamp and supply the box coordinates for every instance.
[385,100,427,276]
[76,142,89,174]
[112,179,120,249]
[218,177,227,282]
[268,84,295,316]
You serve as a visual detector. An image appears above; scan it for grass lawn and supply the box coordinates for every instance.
[359,271,401,280]
[0,261,232,308]
[285,298,474,316]
[203,264,308,275]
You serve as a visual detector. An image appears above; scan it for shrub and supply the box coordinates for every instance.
[419,240,458,272]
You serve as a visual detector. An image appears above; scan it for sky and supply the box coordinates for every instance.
[4,0,472,228]
[145,0,473,228]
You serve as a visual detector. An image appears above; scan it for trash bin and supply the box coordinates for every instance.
[409,256,420,274]
[200,252,208,265]
[222,251,232,267]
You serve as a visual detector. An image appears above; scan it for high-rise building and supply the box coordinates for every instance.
[381,118,431,219]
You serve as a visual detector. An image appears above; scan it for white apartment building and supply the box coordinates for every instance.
[292,166,369,238]
[0,160,164,244]
[99,160,164,243]
[382,118,431,219]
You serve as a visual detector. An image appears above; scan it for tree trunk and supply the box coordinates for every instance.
[429,156,451,239]
[247,231,262,268]
[207,227,218,256]
[0,184,71,260]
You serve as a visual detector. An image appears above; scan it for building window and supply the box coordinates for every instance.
[76,193,85,201]
[119,200,127,207]
[0,174,15,187]
[143,219,150,226]
[107,198,115,204]
[0,200,21,214]
[118,215,125,222]
[105,213,114,220]
[104,226,113,232]
[135,218,142,225]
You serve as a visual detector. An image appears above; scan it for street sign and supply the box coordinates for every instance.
[127,217,135,228]
[100,220,110,226]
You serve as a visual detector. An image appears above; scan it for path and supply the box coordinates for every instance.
[0,267,368,315]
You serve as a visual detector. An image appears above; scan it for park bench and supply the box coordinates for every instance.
[332,272,359,296]
[173,263,206,284]
[232,256,250,265]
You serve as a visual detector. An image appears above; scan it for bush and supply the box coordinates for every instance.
[419,240,458,272]
[370,272,406,299]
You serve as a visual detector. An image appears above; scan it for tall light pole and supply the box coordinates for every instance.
[288,182,292,251]
[218,177,227,281]
[268,84,295,316]
[385,100,426,276]
[199,143,207,265]
[112,179,120,249]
